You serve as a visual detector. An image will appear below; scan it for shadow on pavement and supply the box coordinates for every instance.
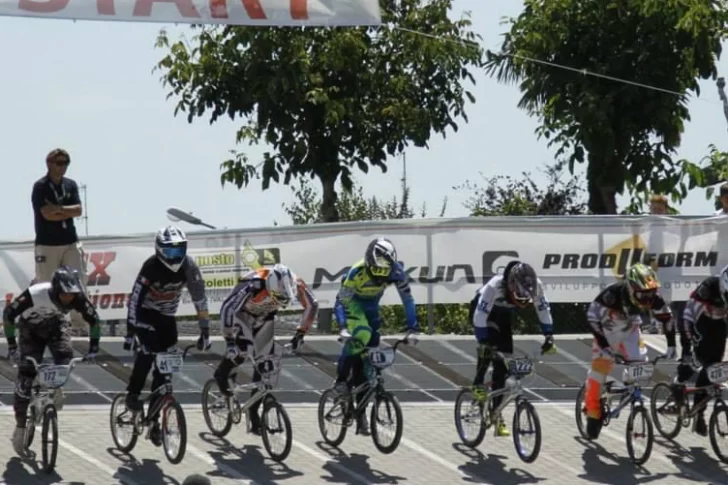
[452,442,546,484]
[655,437,728,482]
[315,440,407,484]
[106,447,181,485]
[573,437,668,485]
[2,456,82,485]
[199,431,303,484]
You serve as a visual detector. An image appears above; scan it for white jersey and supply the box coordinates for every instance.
[12,283,68,325]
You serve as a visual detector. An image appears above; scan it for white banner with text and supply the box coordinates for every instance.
[0,215,725,320]
[0,0,381,26]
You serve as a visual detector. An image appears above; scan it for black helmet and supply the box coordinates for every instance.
[51,266,83,295]
[506,262,538,307]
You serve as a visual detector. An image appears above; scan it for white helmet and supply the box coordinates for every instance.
[365,237,397,278]
[155,225,187,272]
[266,264,297,307]
[719,264,728,304]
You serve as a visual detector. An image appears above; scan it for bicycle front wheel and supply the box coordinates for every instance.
[650,382,682,440]
[370,391,403,454]
[41,405,58,474]
[626,405,654,465]
[575,384,589,440]
[708,405,728,464]
[24,404,37,449]
[454,387,486,448]
[261,397,293,462]
[162,399,187,465]
[513,400,541,463]
[202,378,233,438]
[109,393,138,453]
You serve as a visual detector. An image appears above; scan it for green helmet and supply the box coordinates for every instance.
[625,263,660,308]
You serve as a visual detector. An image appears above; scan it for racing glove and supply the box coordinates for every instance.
[664,346,677,360]
[88,338,100,359]
[290,329,305,351]
[123,335,134,352]
[541,335,556,354]
[6,337,18,363]
[197,327,211,351]
[225,342,240,361]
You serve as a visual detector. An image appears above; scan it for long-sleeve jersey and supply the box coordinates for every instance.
[472,274,553,341]
[219,268,318,340]
[587,281,675,349]
[334,260,416,329]
[682,276,727,345]
[127,255,208,332]
[2,282,101,341]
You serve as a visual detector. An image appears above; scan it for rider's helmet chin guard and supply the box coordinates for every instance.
[266,264,297,308]
[507,262,538,308]
[365,237,398,280]
[625,263,660,309]
[719,264,728,305]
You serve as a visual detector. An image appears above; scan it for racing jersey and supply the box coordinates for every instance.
[333,259,416,329]
[587,281,675,349]
[472,274,553,341]
[682,276,727,342]
[2,282,102,341]
[127,255,208,331]
[219,268,318,340]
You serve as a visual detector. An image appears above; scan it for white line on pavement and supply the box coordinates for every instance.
[399,436,493,484]
[58,437,141,485]
[292,440,373,485]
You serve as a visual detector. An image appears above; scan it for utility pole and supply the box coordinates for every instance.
[79,184,89,236]
[717,77,728,135]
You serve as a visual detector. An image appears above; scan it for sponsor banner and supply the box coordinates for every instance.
[0,216,725,320]
[0,0,381,26]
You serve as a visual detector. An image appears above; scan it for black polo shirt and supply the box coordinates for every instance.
[32,175,81,246]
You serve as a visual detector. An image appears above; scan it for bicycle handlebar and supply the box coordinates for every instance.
[337,329,419,349]
[613,354,665,366]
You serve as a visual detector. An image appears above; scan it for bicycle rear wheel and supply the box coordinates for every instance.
[513,400,541,463]
[261,397,293,462]
[162,399,187,465]
[626,404,654,465]
[454,387,486,448]
[202,378,233,438]
[41,404,58,474]
[650,382,682,440]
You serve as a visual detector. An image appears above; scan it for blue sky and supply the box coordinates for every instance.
[2,0,727,241]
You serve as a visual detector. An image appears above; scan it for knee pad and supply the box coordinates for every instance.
[348,325,372,354]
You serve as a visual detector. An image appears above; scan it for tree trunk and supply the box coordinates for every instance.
[320,175,340,222]
[587,159,618,214]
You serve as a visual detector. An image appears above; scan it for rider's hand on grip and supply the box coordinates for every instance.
[338,328,351,342]
[541,335,556,355]
[289,329,305,351]
[225,344,239,361]
[123,335,134,352]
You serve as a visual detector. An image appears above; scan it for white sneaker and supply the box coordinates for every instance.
[52,388,65,411]
[12,427,27,457]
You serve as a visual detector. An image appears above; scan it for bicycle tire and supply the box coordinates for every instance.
[649,382,682,440]
[109,393,138,453]
[41,404,58,474]
[201,378,233,438]
[708,404,728,464]
[626,405,654,466]
[261,397,293,462]
[317,388,348,447]
[371,391,403,454]
[162,399,187,465]
[513,400,542,463]
[454,387,486,448]
[575,384,589,440]
[24,404,37,449]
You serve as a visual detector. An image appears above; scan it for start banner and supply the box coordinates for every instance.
[0,215,725,320]
[0,0,381,25]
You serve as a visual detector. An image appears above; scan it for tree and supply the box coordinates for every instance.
[154,0,482,222]
[484,0,724,214]
[456,161,588,216]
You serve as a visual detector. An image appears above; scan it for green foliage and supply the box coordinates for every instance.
[154,0,483,222]
[456,161,588,216]
[485,0,725,214]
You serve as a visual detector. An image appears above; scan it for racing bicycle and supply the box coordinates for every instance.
[650,359,728,463]
[23,355,88,473]
[202,342,294,462]
[575,355,665,465]
[109,343,196,465]
[317,331,418,454]
[454,350,544,463]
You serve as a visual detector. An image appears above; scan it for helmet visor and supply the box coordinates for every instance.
[160,246,186,262]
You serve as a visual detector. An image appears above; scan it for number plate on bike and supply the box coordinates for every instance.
[368,347,395,369]
[624,363,653,381]
[508,358,533,376]
[38,365,69,388]
[707,362,728,384]
[155,353,183,374]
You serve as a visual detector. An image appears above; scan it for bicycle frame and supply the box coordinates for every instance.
[668,363,728,419]
[25,356,86,419]
[600,355,664,423]
[227,343,292,415]
[480,352,537,421]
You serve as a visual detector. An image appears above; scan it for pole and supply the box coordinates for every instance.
[717,77,728,135]
[80,184,89,236]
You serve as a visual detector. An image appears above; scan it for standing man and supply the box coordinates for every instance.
[714,183,728,215]
[31,148,87,334]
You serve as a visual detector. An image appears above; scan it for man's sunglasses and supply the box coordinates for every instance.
[52,159,70,166]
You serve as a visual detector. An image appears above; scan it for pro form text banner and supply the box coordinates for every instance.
[0,0,382,26]
[0,215,724,320]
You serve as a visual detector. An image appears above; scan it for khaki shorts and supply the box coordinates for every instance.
[34,243,89,333]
